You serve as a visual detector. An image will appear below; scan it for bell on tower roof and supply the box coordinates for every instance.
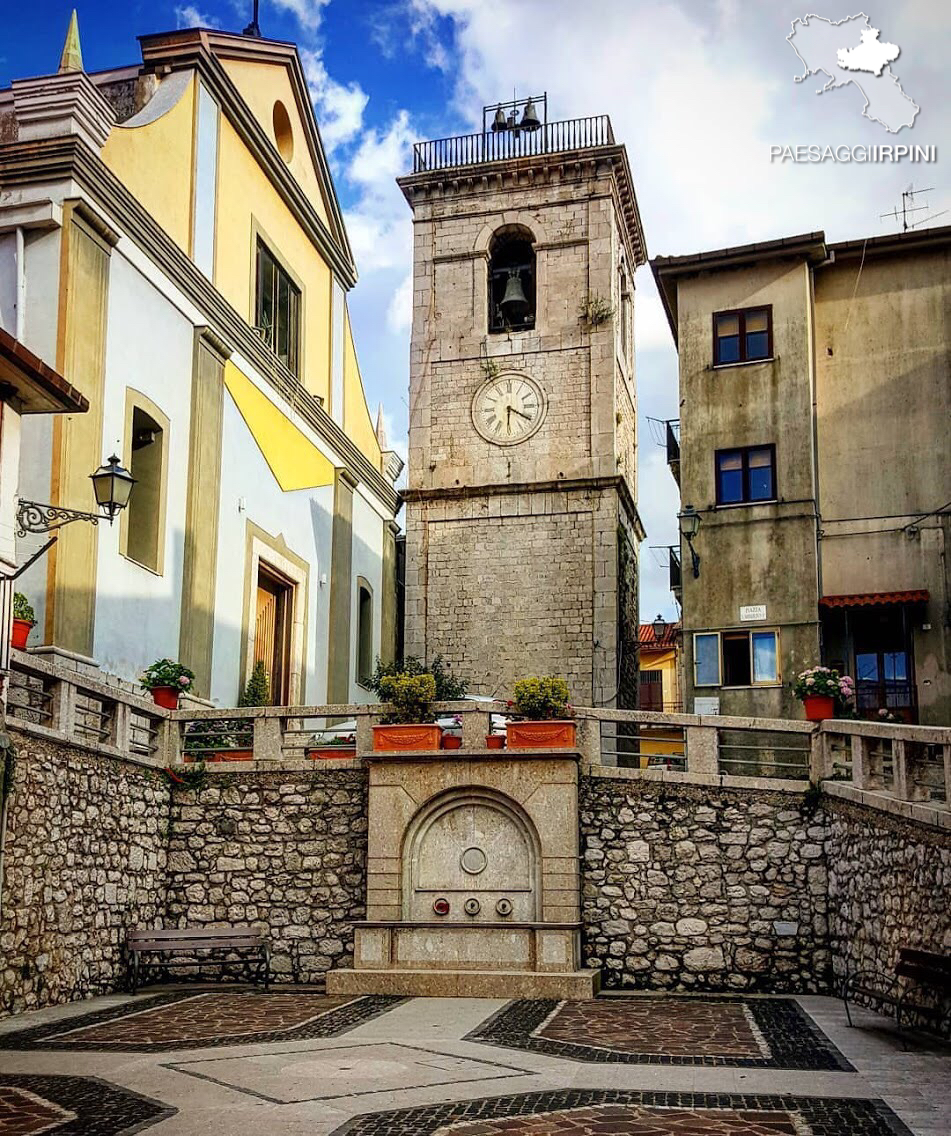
[58,9,84,74]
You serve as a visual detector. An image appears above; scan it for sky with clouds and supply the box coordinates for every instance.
[3,1,949,623]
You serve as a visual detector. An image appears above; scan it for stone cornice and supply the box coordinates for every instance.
[402,473,645,539]
[138,30,357,289]
[397,145,647,267]
[0,134,398,515]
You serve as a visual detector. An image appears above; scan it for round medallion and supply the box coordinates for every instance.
[460,846,488,875]
[464,897,481,916]
[472,373,546,446]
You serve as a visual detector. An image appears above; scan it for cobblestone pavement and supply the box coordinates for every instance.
[470,997,850,1068]
[0,991,403,1051]
[0,993,947,1135]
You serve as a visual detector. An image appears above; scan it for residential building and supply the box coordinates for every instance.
[0,21,402,705]
[652,226,951,724]
[399,104,646,705]
[637,619,684,764]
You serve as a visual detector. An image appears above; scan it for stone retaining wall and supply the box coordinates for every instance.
[826,795,951,986]
[165,769,368,984]
[0,729,170,1016]
[580,774,832,992]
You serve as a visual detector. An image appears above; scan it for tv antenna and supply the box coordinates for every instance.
[880,185,947,232]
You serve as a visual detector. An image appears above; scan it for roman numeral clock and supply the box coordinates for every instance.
[397,98,647,707]
[473,374,546,445]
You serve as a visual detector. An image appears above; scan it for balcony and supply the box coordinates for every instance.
[666,420,681,485]
[412,116,615,174]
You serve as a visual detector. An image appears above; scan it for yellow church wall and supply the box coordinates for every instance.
[101,74,196,254]
[343,308,382,471]
[215,115,332,403]
[220,57,332,229]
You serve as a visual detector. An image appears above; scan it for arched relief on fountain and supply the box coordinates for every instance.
[401,787,541,923]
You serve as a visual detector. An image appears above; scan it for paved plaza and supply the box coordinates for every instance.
[0,990,948,1135]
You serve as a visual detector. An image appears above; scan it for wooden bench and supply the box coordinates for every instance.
[842,947,951,1040]
[127,927,271,993]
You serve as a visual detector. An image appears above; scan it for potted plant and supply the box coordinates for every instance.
[793,666,854,721]
[506,676,576,749]
[309,733,358,760]
[11,593,36,649]
[141,658,195,709]
[442,714,463,750]
[373,672,442,752]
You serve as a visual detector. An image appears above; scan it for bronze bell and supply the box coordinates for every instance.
[491,106,508,132]
[500,270,530,321]
[520,98,541,131]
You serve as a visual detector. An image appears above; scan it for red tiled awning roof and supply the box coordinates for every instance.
[820,590,929,609]
[638,622,681,648]
[0,326,88,415]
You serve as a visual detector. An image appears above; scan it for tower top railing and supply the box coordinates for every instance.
[412,116,616,174]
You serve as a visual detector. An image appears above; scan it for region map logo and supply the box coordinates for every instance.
[788,12,918,132]
[771,12,935,163]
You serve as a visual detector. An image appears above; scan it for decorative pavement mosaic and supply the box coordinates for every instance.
[0,1073,174,1134]
[467,997,853,1068]
[328,1089,913,1136]
[0,991,405,1051]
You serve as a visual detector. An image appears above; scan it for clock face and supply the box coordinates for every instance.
[472,373,546,446]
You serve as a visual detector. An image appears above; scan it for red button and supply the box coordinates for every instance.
[433,897,450,916]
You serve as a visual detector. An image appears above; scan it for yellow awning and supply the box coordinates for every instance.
[224,362,336,491]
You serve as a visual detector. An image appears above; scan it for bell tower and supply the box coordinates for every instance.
[398,100,647,706]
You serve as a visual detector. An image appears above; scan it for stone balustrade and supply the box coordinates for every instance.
[5,653,948,826]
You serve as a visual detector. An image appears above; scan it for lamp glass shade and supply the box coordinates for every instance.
[90,455,135,517]
[679,505,701,538]
[651,615,667,642]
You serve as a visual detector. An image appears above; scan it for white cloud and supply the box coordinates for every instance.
[271,0,329,32]
[634,276,674,354]
[386,271,413,333]
[175,5,219,28]
[300,48,369,152]
[348,110,417,188]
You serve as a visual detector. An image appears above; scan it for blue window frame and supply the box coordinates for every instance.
[716,445,776,505]
[713,306,772,366]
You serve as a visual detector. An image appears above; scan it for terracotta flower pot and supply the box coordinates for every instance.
[308,746,357,761]
[150,685,181,710]
[372,724,443,752]
[485,734,505,749]
[182,750,252,764]
[506,720,577,749]
[803,695,835,721]
[11,619,33,649]
[442,734,462,750]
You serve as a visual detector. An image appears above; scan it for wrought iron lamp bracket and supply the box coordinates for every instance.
[16,500,103,537]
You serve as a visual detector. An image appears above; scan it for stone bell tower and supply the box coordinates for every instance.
[398,100,647,706]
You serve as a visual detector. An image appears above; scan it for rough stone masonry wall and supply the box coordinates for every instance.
[165,769,368,985]
[826,795,951,986]
[0,729,170,1016]
[581,775,831,992]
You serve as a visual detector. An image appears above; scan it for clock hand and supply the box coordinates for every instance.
[510,406,533,421]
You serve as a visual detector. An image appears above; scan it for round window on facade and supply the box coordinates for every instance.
[273,101,294,162]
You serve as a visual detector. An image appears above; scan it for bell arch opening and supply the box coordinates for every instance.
[401,787,542,922]
[488,225,536,333]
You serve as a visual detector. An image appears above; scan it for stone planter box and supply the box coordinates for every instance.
[506,720,576,749]
[372,724,443,752]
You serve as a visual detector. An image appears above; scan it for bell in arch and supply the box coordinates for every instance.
[500,269,530,322]
[520,98,541,131]
[491,105,508,132]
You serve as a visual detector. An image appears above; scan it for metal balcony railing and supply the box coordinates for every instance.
[412,116,615,173]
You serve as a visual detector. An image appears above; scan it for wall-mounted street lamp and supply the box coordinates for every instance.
[651,613,668,642]
[678,504,702,578]
[17,455,135,536]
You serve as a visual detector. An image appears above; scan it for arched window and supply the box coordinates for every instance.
[488,227,536,333]
[357,579,373,685]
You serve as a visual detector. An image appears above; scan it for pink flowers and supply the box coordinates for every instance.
[178,675,190,686]
[793,665,855,704]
